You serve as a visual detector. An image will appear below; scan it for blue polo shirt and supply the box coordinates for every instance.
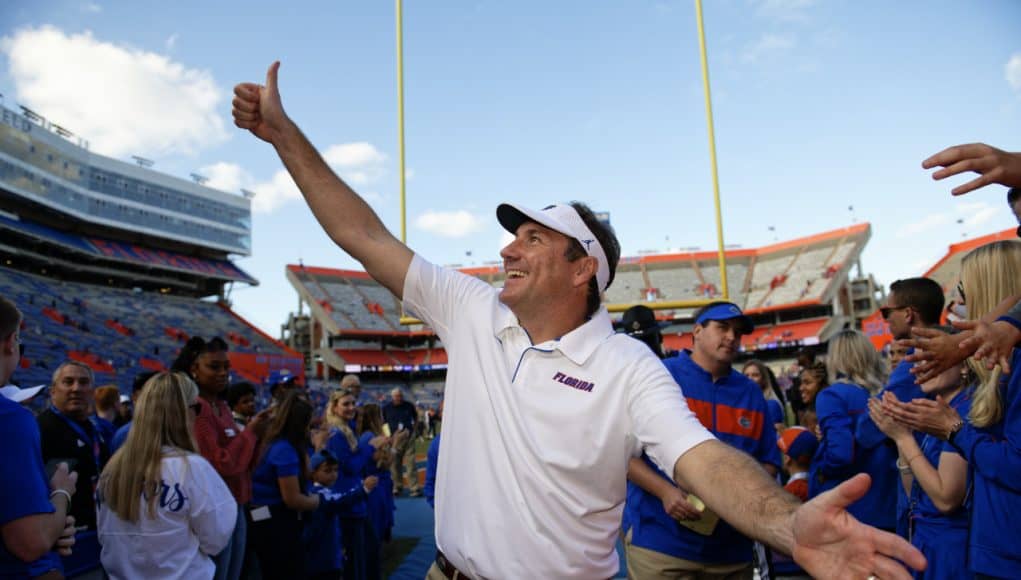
[624,351,781,564]
[0,396,60,577]
[252,439,301,506]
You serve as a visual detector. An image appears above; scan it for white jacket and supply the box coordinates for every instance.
[98,450,237,580]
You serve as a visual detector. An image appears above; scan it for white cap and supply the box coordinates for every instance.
[1,384,47,404]
[496,203,611,292]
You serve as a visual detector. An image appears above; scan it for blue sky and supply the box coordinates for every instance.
[1,0,1019,335]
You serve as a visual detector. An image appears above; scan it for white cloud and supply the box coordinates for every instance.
[1006,52,1021,92]
[741,34,796,64]
[200,161,246,193]
[959,201,999,228]
[0,26,227,158]
[165,33,178,51]
[900,212,952,237]
[898,201,1001,238]
[322,142,387,186]
[81,2,102,13]
[201,140,389,214]
[415,210,486,238]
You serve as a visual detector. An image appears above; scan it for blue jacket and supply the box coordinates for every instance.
[948,349,1021,577]
[304,482,368,574]
[810,382,896,529]
[324,424,374,518]
[856,357,925,535]
[624,351,781,564]
[424,434,441,508]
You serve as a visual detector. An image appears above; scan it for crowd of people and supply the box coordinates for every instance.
[1,56,1019,579]
[0,307,434,579]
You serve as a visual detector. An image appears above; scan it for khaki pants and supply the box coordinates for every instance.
[624,530,754,580]
[391,434,419,493]
[426,561,471,579]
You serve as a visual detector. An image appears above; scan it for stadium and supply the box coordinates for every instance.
[2,95,1014,407]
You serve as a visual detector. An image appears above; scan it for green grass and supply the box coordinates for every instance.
[381,536,420,578]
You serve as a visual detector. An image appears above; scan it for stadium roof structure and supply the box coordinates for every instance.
[287,222,869,333]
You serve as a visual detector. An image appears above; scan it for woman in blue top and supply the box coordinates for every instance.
[249,391,321,579]
[355,404,400,544]
[886,240,1021,579]
[325,389,387,580]
[809,329,896,530]
[870,356,974,580]
[743,359,790,432]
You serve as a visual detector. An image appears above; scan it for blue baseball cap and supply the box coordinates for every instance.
[778,427,818,463]
[266,369,296,390]
[310,450,337,471]
[695,302,754,334]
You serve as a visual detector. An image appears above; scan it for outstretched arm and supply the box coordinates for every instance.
[233,62,413,298]
[674,440,925,579]
[922,143,1021,195]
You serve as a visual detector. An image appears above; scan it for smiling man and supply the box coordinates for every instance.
[232,61,925,579]
[624,302,781,579]
[38,361,110,532]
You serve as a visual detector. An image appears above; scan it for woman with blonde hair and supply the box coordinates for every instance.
[324,389,387,580]
[885,239,1021,578]
[808,329,895,531]
[97,372,236,579]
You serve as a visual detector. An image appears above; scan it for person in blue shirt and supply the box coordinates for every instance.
[809,329,893,531]
[325,388,387,580]
[0,297,77,578]
[624,302,781,579]
[742,359,790,432]
[109,371,156,453]
[885,240,1021,579]
[304,450,378,580]
[869,357,973,580]
[424,433,440,509]
[355,403,399,544]
[250,391,323,579]
[856,277,945,538]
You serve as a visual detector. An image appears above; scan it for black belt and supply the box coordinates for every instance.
[436,551,469,579]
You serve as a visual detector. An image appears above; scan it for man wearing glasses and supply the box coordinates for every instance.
[858,277,945,538]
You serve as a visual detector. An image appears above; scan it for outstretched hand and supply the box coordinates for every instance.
[792,474,925,579]
[956,318,1021,372]
[233,61,290,144]
[901,326,972,384]
[922,142,1021,195]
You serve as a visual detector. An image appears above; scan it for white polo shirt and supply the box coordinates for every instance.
[403,255,713,579]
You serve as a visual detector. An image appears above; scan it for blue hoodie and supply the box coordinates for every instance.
[304,481,368,575]
[324,423,375,518]
[947,350,1021,577]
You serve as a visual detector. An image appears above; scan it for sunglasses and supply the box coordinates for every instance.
[956,281,965,304]
[879,305,910,320]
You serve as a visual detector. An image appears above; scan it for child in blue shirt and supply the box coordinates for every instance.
[304,450,378,580]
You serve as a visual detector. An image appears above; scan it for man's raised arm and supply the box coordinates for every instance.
[232,62,413,298]
[674,439,926,580]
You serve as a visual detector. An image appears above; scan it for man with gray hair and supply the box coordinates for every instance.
[340,373,372,406]
[383,387,420,497]
[38,361,109,532]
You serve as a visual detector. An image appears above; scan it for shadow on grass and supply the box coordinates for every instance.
[382,536,421,579]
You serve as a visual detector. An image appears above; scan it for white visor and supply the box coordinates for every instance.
[496,202,611,292]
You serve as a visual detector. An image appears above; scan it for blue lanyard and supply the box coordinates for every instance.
[49,405,103,471]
